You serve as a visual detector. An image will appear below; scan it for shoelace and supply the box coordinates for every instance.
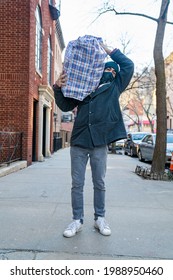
[99,219,110,230]
[66,221,79,231]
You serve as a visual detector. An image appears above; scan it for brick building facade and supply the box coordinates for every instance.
[0,0,64,165]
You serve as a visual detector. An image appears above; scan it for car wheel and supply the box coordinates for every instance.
[124,150,128,155]
[138,150,144,162]
[130,148,134,157]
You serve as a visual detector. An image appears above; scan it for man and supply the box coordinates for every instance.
[53,43,134,238]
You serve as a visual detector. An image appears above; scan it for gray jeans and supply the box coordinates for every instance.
[70,145,108,222]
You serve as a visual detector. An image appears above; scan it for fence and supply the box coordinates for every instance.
[0,132,23,166]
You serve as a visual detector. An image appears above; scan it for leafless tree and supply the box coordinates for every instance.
[118,32,132,56]
[121,67,156,133]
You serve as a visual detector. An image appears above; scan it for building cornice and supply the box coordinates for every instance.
[38,85,54,103]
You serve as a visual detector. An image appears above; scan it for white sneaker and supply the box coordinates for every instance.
[63,220,83,238]
[94,217,111,236]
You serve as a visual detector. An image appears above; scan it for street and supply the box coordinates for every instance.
[0,147,173,260]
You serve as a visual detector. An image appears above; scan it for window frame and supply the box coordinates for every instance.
[35,5,42,74]
[47,36,52,85]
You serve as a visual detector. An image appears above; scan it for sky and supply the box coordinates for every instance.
[57,0,173,71]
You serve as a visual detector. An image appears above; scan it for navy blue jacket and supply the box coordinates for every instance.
[53,49,134,148]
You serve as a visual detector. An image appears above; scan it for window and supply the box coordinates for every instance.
[147,135,154,144]
[61,113,73,122]
[35,6,42,73]
[167,134,173,143]
[132,133,148,141]
[47,37,52,85]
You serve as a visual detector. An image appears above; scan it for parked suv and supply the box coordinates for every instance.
[124,132,149,157]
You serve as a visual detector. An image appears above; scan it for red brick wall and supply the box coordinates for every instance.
[0,0,55,165]
[0,0,30,161]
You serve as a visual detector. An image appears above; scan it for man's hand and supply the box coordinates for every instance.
[100,43,113,55]
[55,71,67,87]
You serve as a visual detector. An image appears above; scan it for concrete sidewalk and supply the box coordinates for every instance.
[0,148,173,260]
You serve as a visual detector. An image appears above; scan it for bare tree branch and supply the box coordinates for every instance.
[93,7,173,25]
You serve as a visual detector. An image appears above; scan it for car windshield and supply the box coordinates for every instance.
[132,134,146,141]
[167,135,173,143]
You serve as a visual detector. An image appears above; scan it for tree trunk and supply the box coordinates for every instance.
[151,0,170,174]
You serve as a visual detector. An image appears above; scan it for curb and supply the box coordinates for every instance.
[0,161,27,178]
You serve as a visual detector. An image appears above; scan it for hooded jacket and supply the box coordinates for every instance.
[53,49,134,148]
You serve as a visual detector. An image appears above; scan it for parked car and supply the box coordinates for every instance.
[108,139,125,153]
[138,133,173,164]
[115,139,125,149]
[124,132,149,157]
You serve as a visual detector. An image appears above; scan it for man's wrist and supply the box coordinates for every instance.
[53,84,61,89]
[110,48,118,55]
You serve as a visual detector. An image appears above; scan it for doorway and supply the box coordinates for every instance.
[42,106,47,157]
[32,100,37,161]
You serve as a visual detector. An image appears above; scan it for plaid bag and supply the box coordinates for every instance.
[62,35,107,101]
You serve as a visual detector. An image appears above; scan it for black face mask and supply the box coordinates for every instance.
[99,72,114,85]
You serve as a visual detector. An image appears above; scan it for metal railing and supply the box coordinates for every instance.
[0,132,23,166]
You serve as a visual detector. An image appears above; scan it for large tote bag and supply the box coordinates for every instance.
[62,35,107,101]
